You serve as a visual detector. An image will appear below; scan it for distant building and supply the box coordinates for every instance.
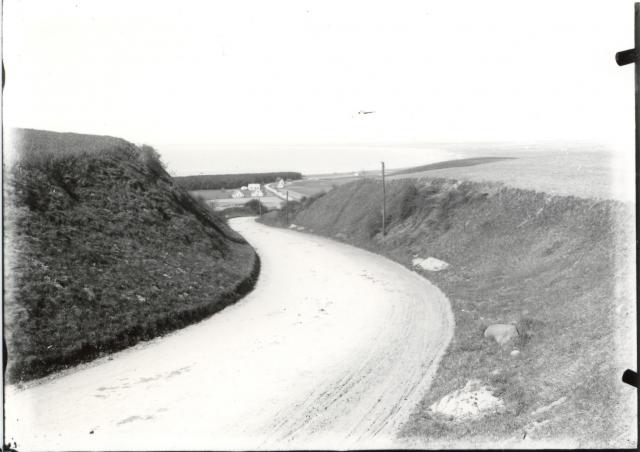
[251,189,264,197]
[241,186,248,191]
[247,183,261,191]
[230,190,244,199]
[276,178,286,189]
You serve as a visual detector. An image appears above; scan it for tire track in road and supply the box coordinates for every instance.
[252,223,454,450]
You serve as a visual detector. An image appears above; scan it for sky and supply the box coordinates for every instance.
[3,0,635,175]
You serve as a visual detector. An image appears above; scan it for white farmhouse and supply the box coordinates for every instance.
[230,190,244,199]
[247,183,261,191]
[276,178,286,189]
[250,189,264,197]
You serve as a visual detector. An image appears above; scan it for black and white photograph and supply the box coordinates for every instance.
[2,0,637,449]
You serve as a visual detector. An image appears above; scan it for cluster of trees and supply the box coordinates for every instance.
[174,172,303,190]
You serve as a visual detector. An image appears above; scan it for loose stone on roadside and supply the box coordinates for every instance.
[412,256,450,272]
[429,379,505,421]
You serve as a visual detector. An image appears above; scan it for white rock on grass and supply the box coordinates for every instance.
[412,257,450,272]
[429,379,505,420]
[289,224,297,229]
[484,324,519,346]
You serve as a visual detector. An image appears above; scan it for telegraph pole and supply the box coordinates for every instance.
[381,161,386,236]
[285,190,289,225]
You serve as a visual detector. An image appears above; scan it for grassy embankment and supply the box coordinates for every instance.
[259,177,635,447]
[4,129,259,384]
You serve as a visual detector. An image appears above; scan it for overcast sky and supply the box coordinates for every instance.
[3,0,635,174]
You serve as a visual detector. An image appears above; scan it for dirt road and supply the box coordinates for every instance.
[4,217,453,450]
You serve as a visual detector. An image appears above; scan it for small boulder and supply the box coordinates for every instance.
[429,379,505,420]
[484,324,518,346]
[412,257,450,272]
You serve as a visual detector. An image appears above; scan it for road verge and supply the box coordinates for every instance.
[259,177,635,447]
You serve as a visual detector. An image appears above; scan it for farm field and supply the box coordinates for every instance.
[289,145,632,204]
[286,176,367,197]
[388,146,632,202]
[390,157,514,175]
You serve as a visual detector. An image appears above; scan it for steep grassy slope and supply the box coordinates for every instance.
[4,129,259,383]
[259,178,635,447]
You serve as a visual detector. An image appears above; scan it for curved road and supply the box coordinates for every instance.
[5,217,453,450]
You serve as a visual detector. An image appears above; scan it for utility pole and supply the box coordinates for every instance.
[285,190,289,226]
[381,161,386,236]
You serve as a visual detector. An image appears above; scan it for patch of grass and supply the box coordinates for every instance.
[4,128,258,383]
